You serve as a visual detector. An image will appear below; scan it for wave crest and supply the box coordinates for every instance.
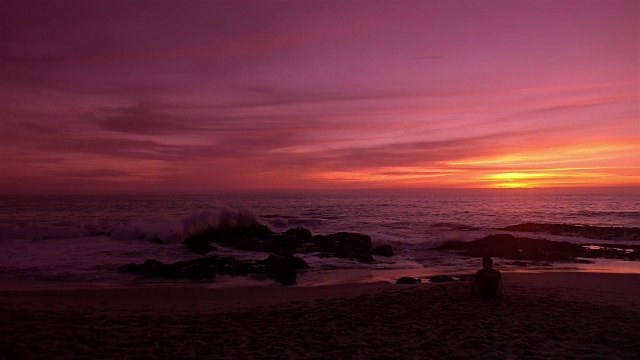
[182,207,262,237]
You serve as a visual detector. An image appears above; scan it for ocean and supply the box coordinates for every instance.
[1,193,638,288]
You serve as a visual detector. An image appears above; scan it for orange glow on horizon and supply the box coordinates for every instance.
[304,136,639,190]
[0,1,637,195]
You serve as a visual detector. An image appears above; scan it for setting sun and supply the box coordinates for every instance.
[0,0,637,195]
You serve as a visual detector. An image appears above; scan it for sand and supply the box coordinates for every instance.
[1,272,639,359]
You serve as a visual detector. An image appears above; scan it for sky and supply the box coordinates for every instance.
[1,0,638,194]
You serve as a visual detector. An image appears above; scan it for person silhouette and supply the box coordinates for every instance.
[471,257,502,300]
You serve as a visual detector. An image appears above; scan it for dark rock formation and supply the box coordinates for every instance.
[432,234,582,261]
[356,253,375,263]
[506,261,529,267]
[184,225,274,253]
[116,256,247,280]
[270,271,297,286]
[182,225,379,264]
[431,223,481,231]
[261,254,311,272]
[432,234,640,262]
[270,234,302,255]
[182,236,218,254]
[149,237,165,244]
[284,227,314,243]
[116,254,309,285]
[312,232,373,259]
[371,245,394,257]
[396,276,421,284]
[500,223,640,241]
[429,275,457,283]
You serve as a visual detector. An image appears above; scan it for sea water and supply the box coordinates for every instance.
[0,193,638,288]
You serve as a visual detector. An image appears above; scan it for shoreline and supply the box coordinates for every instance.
[2,271,639,312]
[2,271,639,359]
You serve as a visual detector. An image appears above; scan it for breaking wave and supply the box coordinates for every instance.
[182,207,263,237]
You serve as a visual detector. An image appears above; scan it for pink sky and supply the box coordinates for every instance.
[1,0,638,194]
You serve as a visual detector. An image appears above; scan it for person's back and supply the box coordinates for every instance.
[471,257,502,300]
[475,267,501,299]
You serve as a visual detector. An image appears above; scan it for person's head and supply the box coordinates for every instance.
[482,257,494,269]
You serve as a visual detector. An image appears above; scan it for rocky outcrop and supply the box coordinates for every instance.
[182,225,391,264]
[429,275,457,283]
[396,276,421,284]
[284,227,314,243]
[312,232,373,262]
[116,254,310,285]
[431,234,640,262]
[182,236,218,254]
[261,254,311,272]
[182,225,274,253]
[371,245,394,257]
[500,223,640,241]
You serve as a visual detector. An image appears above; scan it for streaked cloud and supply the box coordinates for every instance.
[1,0,638,194]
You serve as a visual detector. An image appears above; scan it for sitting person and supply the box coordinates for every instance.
[470,257,502,300]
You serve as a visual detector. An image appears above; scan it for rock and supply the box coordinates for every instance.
[261,254,310,272]
[575,259,594,264]
[312,232,373,259]
[270,271,297,286]
[187,225,274,252]
[396,276,421,284]
[429,275,457,283]
[116,263,142,274]
[115,254,307,285]
[357,253,375,263]
[172,262,217,280]
[507,261,528,267]
[431,234,586,262]
[150,237,165,244]
[182,236,218,254]
[500,223,640,241]
[270,234,300,255]
[371,245,394,257]
[185,226,317,254]
[284,227,314,243]
[138,259,173,278]
[237,237,275,252]
[116,256,243,280]
[430,234,639,262]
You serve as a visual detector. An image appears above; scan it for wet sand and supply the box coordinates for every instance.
[1,272,639,359]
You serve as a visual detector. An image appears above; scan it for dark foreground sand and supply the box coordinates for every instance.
[1,272,639,359]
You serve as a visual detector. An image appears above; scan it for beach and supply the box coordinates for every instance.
[1,272,639,359]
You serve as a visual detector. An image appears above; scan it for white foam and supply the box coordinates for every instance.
[182,207,262,237]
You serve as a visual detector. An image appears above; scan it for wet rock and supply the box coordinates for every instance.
[270,271,297,286]
[500,223,640,241]
[116,263,142,274]
[270,234,301,255]
[284,227,314,243]
[181,225,384,264]
[182,236,218,254]
[357,253,375,263]
[431,233,639,262]
[371,245,394,257]
[432,234,585,261]
[575,259,595,264]
[429,275,457,283]
[431,222,481,231]
[116,254,308,285]
[507,261,529,267]
[261,254,310,272]
[396,276,421,284]
[194,225,274,250]
[312,232,373,259]
[183,225,316,254]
